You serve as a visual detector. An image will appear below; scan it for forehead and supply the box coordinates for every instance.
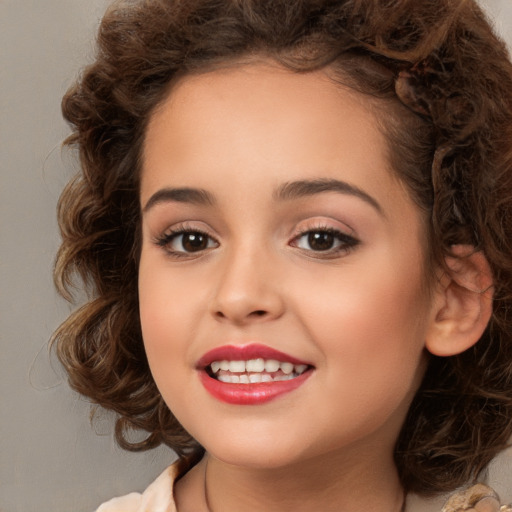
[146,62,380,146]
[142,63,431,243]
[142,62,397,197]
[141,61,429,267]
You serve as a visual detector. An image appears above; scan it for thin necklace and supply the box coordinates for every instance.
[204,458,407,512]
[203,456,212,512]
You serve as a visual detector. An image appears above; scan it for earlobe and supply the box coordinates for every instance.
[425,245,494,357]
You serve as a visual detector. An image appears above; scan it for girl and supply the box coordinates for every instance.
[53,0,512,510]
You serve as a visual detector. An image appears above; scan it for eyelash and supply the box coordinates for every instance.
[154,224,360,259]
[290,226,360,258]
[154,224,218,259]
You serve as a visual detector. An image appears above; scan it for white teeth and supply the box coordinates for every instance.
[215,373,298,384]
[214,371,306,384]
[295,364,307,375]
[229,360,246,373]
[246,358,265,372]
[209,357,310,383]
[274,374,295,381]
[281,362,294,375]
[264,359,280,372]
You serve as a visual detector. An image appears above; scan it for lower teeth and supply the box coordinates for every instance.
[217,373,298,384]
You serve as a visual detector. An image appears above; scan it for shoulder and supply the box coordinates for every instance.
[407,448,512,512]
[95,463,180,512]
[405,484,512,512]
[441,483,512,512]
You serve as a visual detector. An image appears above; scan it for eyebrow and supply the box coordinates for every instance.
[142,178,383,216]
[274,178,383,215]
[143,187,215,213]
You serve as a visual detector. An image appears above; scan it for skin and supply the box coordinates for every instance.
[138,62,441,511]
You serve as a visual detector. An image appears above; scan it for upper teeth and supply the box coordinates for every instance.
[210,358,308,376]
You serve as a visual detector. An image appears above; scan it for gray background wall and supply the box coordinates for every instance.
[1,1,511,511]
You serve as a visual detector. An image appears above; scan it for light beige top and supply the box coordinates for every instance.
[96,464,179,512]
[95,462,511,512]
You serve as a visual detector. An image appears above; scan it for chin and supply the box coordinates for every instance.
[212,448,301,470]
[199,432,306,470]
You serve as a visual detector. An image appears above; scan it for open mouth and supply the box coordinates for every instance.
[199,363,313,405]
[197,344,314,404]
[206,358,310,384]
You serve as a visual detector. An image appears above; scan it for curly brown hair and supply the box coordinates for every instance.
[53,0,512,496]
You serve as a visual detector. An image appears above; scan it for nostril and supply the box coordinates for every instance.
[251,310,267,317]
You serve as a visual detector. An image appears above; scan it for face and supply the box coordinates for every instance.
[139,62,436,470]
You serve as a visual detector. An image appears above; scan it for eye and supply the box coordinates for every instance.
[292,228,359,255]
[156,228,219,255]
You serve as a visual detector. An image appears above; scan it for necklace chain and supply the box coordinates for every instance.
[203,457,212,512]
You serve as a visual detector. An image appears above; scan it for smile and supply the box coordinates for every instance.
[197,344,314,405]
[210,359,309,383]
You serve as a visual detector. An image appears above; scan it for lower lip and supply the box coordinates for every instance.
[199,370,312,405]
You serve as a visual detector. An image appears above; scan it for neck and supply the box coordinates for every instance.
[197,447,405,512]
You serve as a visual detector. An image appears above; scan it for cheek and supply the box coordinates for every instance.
[138,253,221,411]
[138,255,196,372]
[138,266,203,422]
[293,248,430,385]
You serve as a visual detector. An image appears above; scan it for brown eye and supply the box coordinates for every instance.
[293,229,359,255]
[307,231,335,251]
[160,230,219,254]
[181,232,209,252]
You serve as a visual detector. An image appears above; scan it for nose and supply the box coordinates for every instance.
[209,245,285,325]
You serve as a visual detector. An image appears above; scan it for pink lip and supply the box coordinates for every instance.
[197,344,313,405]
[199,371,312,405]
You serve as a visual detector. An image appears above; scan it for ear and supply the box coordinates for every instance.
[425,245,494,357]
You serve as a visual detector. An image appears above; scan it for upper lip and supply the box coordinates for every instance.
[196,343,312,369]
